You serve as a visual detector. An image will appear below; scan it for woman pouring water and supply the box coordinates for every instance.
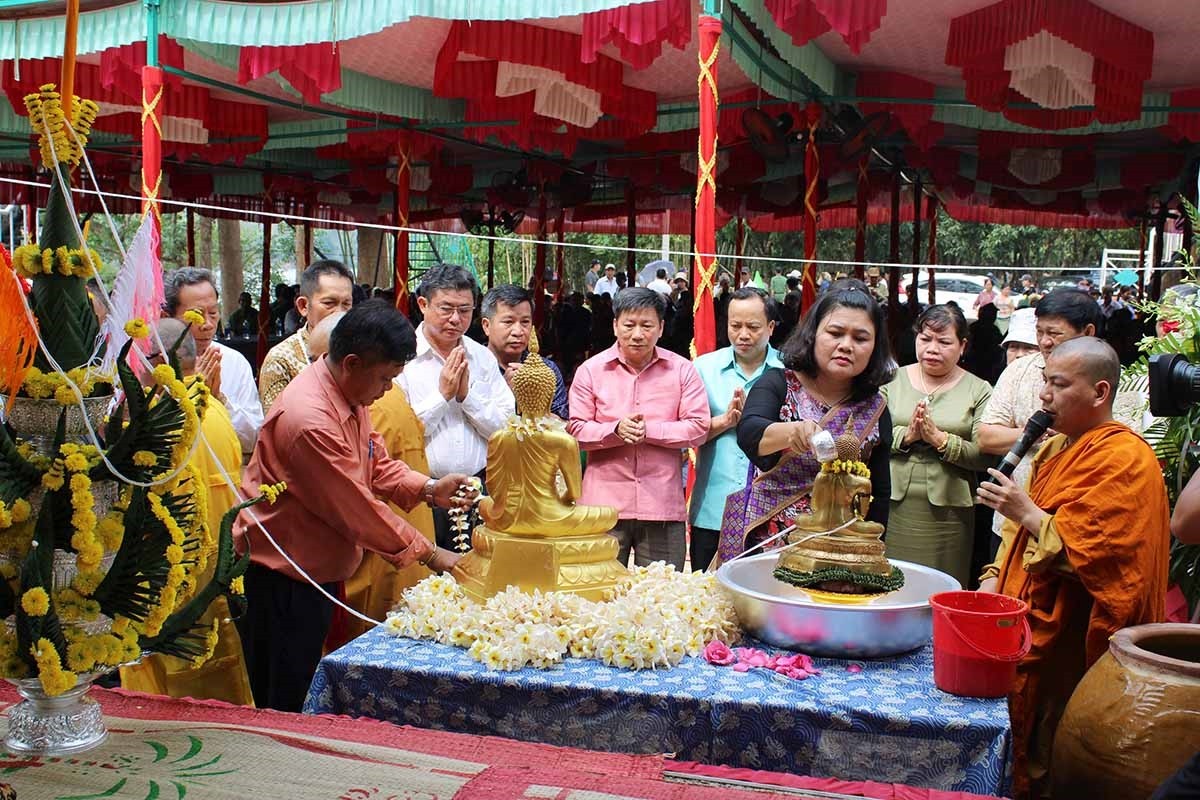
[714,280,896,567]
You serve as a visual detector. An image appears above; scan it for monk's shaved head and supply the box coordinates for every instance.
[1049,337,1120,389]
[308,310,346,361]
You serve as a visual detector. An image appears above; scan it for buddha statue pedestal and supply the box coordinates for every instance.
[773,430,904,595]
[450,345,628,602]
[454,526,628,602]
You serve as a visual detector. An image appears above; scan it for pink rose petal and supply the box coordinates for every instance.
[732,662,752,672]
[846,663,863,674]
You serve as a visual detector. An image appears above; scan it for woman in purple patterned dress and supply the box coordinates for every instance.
[715,280,895,565]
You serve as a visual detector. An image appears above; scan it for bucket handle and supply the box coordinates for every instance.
[940,610,1032,663]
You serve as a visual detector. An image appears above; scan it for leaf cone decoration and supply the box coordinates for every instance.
[0,84,276,697]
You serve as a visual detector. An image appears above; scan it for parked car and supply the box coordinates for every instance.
[905,272,989,320]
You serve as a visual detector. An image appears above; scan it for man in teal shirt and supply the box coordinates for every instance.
[690,287,782,570]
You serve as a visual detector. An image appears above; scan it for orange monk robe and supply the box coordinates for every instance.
[121,398,256,706]
[334,385,436,645]
[987,421,1169,799]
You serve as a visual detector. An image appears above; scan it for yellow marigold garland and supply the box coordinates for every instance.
[20,366,100,404]
[31,637,76,696]
[11,244,104,280]
[820,459,871,479]
[24,84,98,170]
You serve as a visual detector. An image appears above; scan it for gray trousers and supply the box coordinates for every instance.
[610,520,686,571]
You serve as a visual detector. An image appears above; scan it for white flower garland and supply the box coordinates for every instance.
[384,562,741,671]
[449,477,483,553]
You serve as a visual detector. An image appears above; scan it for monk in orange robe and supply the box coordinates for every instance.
[977,337,1169,800]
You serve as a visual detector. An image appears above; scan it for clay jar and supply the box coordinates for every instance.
[1052,623,1200,798]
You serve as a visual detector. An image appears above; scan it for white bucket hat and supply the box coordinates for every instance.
[1002,308,1038,348]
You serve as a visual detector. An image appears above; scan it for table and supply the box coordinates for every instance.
[0,684,1002,800]
[305,626,1012,795]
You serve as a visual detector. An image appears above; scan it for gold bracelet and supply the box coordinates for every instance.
[418,547,437,568]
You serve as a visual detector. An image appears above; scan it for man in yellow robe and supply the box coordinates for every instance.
[121,319,255,705]
[977,337,1169,800]
[307,312,436,646]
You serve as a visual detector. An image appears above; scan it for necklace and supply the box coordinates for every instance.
[916,365,957,406]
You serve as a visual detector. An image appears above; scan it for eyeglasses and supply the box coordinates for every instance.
[433,304,474,318]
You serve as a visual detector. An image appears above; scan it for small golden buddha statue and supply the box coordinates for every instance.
[452,341,626,602]
[774,430,904,594]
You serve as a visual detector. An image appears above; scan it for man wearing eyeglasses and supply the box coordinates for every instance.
[397,264,515,550]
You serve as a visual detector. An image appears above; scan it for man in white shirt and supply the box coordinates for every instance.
[397,264,515,549]
[646,267,673,297]
[163,268,264,455]
[594,264,619,298]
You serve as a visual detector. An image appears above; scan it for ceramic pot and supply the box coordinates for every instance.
[1052,623,1200,798]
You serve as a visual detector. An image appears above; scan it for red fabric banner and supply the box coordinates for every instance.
[691,15,721,358]
[764,0,887,54]
[434,20,656,157]
[238,42,342,105]
[581,0,690,69]
[946,0,1153,128]
[140,65,163,268]
[801,103,821,312]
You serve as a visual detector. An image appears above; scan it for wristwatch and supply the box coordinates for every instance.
[422,477,437,505]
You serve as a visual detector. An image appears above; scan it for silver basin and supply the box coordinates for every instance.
[717,553,961,658]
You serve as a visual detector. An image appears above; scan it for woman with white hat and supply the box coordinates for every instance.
[1000,307,1039,364]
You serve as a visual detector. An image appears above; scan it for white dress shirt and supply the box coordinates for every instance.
[212,341,264,454]
[396,326,515,478]
[647,278,673,296]
[594,276,619,298]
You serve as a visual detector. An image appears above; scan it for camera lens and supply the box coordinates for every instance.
[1149,353,1200,417]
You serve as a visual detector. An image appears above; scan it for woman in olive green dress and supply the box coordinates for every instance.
[882,305,992,586]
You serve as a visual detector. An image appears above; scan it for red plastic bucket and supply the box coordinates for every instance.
[930,591,1031,698]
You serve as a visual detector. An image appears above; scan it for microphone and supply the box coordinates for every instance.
[989,409,1056,483]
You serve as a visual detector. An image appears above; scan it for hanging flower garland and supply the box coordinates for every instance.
[11,245,104,281]
[385,562,741,671]
[821,459,871,478]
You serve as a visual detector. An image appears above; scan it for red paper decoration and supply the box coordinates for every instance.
[946,0,1154,129]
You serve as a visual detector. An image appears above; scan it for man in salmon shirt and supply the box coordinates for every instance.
[234,299,474,712]
[976,337,1169,800]
[568,288,709,570]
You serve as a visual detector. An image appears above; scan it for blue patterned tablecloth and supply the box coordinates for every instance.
[305,626,1011,795]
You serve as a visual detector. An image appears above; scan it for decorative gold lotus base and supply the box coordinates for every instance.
[778,534,896,577]
[452,526,628,602]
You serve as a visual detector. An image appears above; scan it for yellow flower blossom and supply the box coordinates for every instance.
[230,576,245,595]
[123,318,150,339]
[10,499,31,523]
[20,587,49,616]
[182,308,205,327]
[132,450,157,468]
[258,482,287,504]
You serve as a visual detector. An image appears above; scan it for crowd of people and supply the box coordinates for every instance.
[120,256,1194,800]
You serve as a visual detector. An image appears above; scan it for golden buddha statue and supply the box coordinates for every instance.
[452,341,626,602]
[774,430,904,595]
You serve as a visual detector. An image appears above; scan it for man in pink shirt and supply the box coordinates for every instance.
[568,288,709,569]
[235,299,473,711]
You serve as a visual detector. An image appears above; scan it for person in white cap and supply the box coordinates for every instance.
[595,264,619,298]
[1001,307,1039,365]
